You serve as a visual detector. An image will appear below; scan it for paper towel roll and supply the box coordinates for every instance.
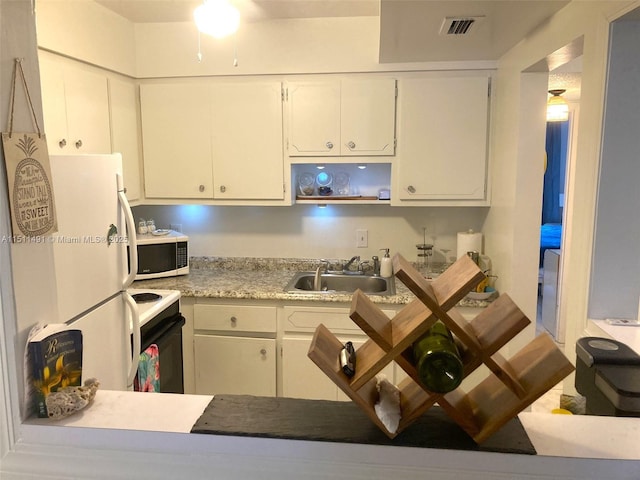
[457,230,483,259]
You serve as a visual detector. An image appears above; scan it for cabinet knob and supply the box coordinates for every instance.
[75,139,83,149]
[325,141,333,150]
[347,141,356,149]
[199,185,205,192]
[58,139,67,148]
[407,185,416,194]
[230,316,237,325]
[220,185,226,193]
[260,348,267,356]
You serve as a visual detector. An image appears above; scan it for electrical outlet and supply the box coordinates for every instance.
[170,223,182,232]
[356,229,368,248]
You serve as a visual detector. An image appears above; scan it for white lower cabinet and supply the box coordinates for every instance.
[193,303,277,396]
[194,335,276,396]
[281,305,396,401]
[192,300,401,399]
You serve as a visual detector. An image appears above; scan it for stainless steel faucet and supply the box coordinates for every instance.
[342,255,361,274]
[372,255,380,276]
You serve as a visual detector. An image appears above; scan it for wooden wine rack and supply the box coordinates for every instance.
[308,253,574,443]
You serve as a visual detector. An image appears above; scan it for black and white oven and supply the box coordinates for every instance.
[129,289,185,394]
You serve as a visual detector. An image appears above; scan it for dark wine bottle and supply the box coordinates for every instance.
[412,321,463,393]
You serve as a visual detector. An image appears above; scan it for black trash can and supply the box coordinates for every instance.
[575,337,640,417]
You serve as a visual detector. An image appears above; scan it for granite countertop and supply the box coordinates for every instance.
[132,257,495,307]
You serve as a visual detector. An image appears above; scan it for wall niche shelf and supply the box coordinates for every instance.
[295,195,390,205]
[292,163,390,205]
[308,254,574,443]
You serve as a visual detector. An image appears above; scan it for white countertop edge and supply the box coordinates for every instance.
[519,412,640,459]
[589,319,640,354]
[20,390,640,462]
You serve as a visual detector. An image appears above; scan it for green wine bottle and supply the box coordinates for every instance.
[412,321,463,393]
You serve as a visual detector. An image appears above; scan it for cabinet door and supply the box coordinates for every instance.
[282,336,338,400]
[140,83,213,199]
[282,336,395,401]
[64,68,111,154]
[397,76,489,200]
[39,54,68,154]
[211,82,284,199]
[39,55,110,155]
[341,78,396,156]
[287,81,340,156]
[194,334,276,396]
[109,78,141,202]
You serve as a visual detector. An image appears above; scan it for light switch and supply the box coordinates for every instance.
[356,229,368,248]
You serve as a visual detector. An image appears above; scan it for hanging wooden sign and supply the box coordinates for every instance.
[1,58,57,238]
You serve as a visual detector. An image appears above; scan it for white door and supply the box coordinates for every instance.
[287,81,340,156]
[49,154,127,321]
[341,78,397,156]
[194,334,276,396]
[64,68,111,154]
[68,293,130,391]
[140,83,213,199]
[282,336,338,400]
[211,82,284,200]
[397,76,489,200]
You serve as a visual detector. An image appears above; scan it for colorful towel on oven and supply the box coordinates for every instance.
[134,344,160,392]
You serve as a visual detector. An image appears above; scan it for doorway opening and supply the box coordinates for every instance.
[536,54,582,344]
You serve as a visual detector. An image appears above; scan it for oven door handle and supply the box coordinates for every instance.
[125,292,140,390]
[141,314,185,351]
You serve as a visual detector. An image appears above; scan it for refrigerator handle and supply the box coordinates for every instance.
[117,173,138,289]
[125,292,141,389]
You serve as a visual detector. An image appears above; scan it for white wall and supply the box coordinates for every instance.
[0,0,47,462]
[487,0,637,382]
[36,0,136,76]
[133,204,488,263]
[589,19,640,319]
[133,16,495,78]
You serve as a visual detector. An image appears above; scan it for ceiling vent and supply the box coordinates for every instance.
[439,16,485,36]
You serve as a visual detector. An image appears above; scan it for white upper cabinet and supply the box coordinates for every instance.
[394,75,490,203]
[108,78,141,202]
[39,53,111,154]
[340,79,397,156]
[286,78,397,157]
[287,81,340,156]
[210,82,284,200]
[140,83,213,199]
[141,81,285,201]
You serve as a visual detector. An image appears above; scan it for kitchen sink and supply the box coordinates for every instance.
[285,272,395,295]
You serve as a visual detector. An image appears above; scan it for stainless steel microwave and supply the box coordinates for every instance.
[134,230,189,280]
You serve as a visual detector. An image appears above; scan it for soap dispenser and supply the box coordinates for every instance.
[380,248,393,278]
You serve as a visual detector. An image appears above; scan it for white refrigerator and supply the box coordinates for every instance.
[36,153,140,390]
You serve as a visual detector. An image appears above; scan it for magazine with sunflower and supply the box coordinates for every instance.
[27,324,83,418]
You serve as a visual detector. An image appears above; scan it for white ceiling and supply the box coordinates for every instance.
[95,0,380,23]
[96,0,571,63]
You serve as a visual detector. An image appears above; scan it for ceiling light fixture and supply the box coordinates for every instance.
[194,0,240,39]
[547,89,569,122]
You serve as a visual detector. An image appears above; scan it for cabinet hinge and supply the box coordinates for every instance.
[395,83,398,98]
[487,79,492,97]
[394,137,397,148]
[282,87,288,102]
